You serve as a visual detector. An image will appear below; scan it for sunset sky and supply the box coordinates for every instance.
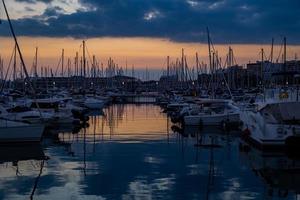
[0,0,299,79]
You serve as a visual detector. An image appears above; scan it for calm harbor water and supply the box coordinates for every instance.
[0,104,299,200]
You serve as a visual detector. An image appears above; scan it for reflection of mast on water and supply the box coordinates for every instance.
[83,127,87,176]
[167,114,170,144]
[92,116,96,153]
[101,114,104,141]
[104,104,127,139]
[30,160,45,200]
[131,104,135,121]
[146,104,149,118]
[205,136,216,200]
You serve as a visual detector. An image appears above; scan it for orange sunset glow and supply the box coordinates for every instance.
[1,36,300,73]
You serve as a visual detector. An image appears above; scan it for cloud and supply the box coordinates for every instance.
[0,0,299,44]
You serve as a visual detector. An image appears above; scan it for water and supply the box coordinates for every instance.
[0,104,299,200]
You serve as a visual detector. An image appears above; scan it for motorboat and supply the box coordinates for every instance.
[182,99,241,126]
[30,98,80,124]
[241,100,300,150]
[0,105,54,124]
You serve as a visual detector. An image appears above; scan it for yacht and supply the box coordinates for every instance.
[241,100,300,150]
[181,99,241,126]
[0,119,44,142]
[0,105,54,124]
[30,98,80,125]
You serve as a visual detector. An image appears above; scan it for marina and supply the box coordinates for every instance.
[0,104,299,200]
[0,0,299,199]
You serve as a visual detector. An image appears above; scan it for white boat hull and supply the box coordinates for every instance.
[184,113,240,126]
[240,111,300,147]
[0,122,44,143]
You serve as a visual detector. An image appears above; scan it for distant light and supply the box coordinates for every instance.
[53,81,56,85]
[122,81,125,85]
[156,82,158,85]
[25,82,27,85]
[91,82,94,85]
[286,81,289,85]
[192,81,195,85]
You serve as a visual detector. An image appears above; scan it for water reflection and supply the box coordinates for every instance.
[59,104,171,143]
[240,143,300,199]
[0,144,46,200]
[0,104,299,199]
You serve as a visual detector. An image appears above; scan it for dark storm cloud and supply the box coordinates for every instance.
[0,0,300,44]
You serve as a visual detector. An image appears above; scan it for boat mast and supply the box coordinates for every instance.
[83,40,86,89]
[13,44,16,82]
[261,48,264,86]
[270,38,274,63]
[167,56,170,77]
[181,48,184,84]
[61,48,64,77]
[283,37,287,84]
[2,0,35,93]
[2,0,42,115]
[207,27,212,77]
[34,47,38,78]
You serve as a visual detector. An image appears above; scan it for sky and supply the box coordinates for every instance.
[0,0,299,79]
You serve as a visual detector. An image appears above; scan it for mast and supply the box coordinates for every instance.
[207,27,212,75]
[167,56,170,76]
[61,49,64,77]
[13,44,17,81]
[261,48,264,86]
[196,52,199,74]
[93,55,96,78]
[283,37,287,84]
[33,47,38,78]
[2,0,34,93]
[181,48,184,83]
[270,38,274,63]
[75,52,78,76]
[83,40,86,78]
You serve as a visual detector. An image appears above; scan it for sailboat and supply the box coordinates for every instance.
[0,0,45,142]
[181,28,241,127]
